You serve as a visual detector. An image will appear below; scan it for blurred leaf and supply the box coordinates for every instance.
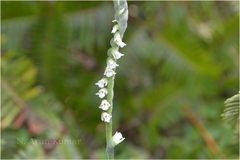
[1,50,39,129]
[14,143,45,159]
[222,93,239,129]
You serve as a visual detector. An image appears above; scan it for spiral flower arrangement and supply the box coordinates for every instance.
[95,0,128,159]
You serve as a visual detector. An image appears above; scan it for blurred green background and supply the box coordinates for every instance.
[1,1,239,159]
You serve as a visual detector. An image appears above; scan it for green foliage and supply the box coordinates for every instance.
[1,1,239,159]
[1,50,39,129]
[1,1,37,20]
[1,45,82,159]
[27,2,71,101]
[14,143,45,159]
[222,93,239,130]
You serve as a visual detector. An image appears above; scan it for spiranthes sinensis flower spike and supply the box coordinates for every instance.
[96,1,128,157]
[112,131,125,146]
[99,99,111,111]
[104,67,116,77]
[107,58,119,69]
[101,112,112,123]
[96,88,108,98]
[95,78,108,88]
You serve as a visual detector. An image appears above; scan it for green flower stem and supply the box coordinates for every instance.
[102,0,128,159]
[106,74,115,159]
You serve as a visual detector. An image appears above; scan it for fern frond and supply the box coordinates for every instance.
[221,93,239,128]
[1,50,82,158]
[2,3,113,54]
[1,51,39,129]
[1,49,40,158]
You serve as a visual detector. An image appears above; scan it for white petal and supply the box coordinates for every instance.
[114,32,121,42]
[111,24,119,34]
[95,78,108,88]
[101,112,112,123]
[96,88,108,98]
[112,50,124,60]
[112,131,125,145]
[114,32,126,48]
[104,68,116,77]
[99,99,110,111]
[119,8,125,15]
[117,41,126,48]
[107,58,119,69]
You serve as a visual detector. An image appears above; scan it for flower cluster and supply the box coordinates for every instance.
[95,1,127,148]
[95,12,127,123]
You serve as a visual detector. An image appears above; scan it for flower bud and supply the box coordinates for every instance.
[111,24,119,34]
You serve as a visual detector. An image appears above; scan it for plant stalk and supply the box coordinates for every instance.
[106,75,115,159]
[104,0,128,159]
